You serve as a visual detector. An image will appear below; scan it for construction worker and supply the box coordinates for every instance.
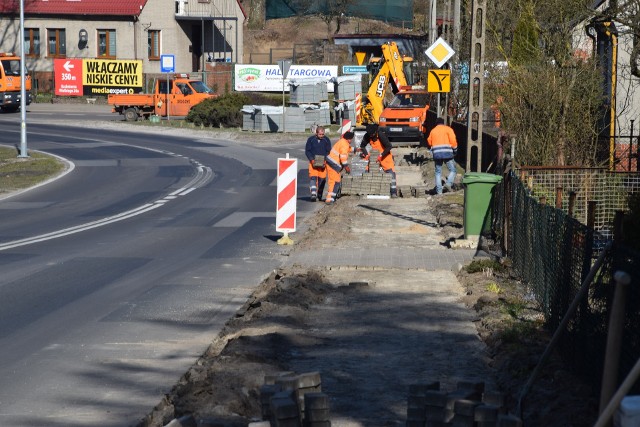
[427,117,458,194]
[360,124,398,198]
[325,131,354,204]
[305,126,332,202]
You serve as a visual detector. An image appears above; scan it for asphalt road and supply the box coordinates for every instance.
[0,111,318,426]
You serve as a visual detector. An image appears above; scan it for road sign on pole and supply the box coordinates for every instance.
[160,55,175,73]
[277,59,292,133]
[425,37,455,68]
[427,69,451,92]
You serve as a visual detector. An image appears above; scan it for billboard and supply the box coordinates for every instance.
[234,64,337,92]
[54,58,143,96]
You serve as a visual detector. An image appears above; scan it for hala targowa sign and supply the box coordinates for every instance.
[234,64,337,92]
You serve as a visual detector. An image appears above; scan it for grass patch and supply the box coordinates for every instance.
[0,146,65,194]
[498,318,543,345]
[465,258,505,274]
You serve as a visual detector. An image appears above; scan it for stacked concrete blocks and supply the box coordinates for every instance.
[405,381,521,427]
[259,371,330,427]
[303,392,331,427]
[340,150,392,197]
[284,107,306,132]
[242,106,256,131]
[241,106,307,133]
[334,75,362,101]
[290,79,329,104]
[406,382,441,427]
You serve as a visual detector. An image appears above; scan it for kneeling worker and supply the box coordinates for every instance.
[325,131,354,204]
[360,124,398,198]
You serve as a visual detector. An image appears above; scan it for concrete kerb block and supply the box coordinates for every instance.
[497,414,523,426]
[474,404,500,422]
[270,393,300,420]
[449,239,478,249]
[163,414,197,427]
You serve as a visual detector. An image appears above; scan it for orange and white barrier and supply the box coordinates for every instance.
[339,119,352,136]
[276,154,297,244]
[355,93,361,123]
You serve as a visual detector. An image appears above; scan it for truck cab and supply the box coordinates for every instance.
[153,76,214,117]
[378,86,432,146]
[108,74,216,121]
[0,53,32,112]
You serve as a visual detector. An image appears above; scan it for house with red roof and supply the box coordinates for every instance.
[0,0,245,93]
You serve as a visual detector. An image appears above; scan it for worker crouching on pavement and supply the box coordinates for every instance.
[325,131,354,204]
[427,117,458,195]
[360,124,398,198]
[305,126,332,202]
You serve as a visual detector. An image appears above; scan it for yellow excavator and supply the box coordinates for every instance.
[357,42,415,126]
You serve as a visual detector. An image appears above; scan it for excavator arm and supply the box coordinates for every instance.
[358,42,412,126]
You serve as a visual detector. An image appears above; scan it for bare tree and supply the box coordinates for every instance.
[317,0,356,35]
[480,0,607,166]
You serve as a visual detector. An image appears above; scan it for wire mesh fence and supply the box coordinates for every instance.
[493,169,640,393]
[515,167,640,237]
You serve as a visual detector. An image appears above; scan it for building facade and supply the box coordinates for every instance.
[0,0,245,93]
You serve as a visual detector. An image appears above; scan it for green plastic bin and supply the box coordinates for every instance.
[462,172,503,239]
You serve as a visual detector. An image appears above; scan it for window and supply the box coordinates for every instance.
[98,29,116,57]
[47,28,66,57]
[24,28,40,57]
[148,30,160,60]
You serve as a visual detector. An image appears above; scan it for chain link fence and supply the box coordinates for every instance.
[493,168,640,392]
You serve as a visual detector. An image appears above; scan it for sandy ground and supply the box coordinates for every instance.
[133,144,598,427]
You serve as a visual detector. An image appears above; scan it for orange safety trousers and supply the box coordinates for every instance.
[325,166,342,203]
[308,161,327,197]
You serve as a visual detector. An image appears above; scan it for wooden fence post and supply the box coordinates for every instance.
[555,187,563,209]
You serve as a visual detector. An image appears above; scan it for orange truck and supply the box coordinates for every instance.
[0,52,32,112]
[108,74,217,121]
[378,86,433,146]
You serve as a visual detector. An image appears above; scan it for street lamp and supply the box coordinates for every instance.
[18,0,28,158]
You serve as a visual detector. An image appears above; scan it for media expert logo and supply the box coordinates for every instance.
[375,75,387,98]
[239,67,260,82]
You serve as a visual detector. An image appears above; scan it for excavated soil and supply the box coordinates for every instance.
[137,153,599,427]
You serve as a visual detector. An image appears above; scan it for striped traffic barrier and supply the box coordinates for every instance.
[276,153,297,245]
[340,118,352,136]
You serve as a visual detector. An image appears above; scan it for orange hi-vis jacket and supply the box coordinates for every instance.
[326,137,352,172]
[369,138,395,172]
[427,124,458,160]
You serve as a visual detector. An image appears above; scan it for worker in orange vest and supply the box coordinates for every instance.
[427,117,458,194]
[325,131,354,204]
[360,124,398,198]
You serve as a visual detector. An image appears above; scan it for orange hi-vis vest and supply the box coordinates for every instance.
[326,137,351,172]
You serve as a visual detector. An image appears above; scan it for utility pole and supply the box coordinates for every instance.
[465,0,486,172]
[429,0,437,45]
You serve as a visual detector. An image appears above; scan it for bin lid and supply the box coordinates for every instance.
[462,172,503,184]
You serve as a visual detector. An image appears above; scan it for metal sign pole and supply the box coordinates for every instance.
[277,59,292,133]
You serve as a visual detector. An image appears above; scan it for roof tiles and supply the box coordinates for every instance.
[0,0,148,16]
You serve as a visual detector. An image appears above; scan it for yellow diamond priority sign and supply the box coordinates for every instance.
[425,37,455,68]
